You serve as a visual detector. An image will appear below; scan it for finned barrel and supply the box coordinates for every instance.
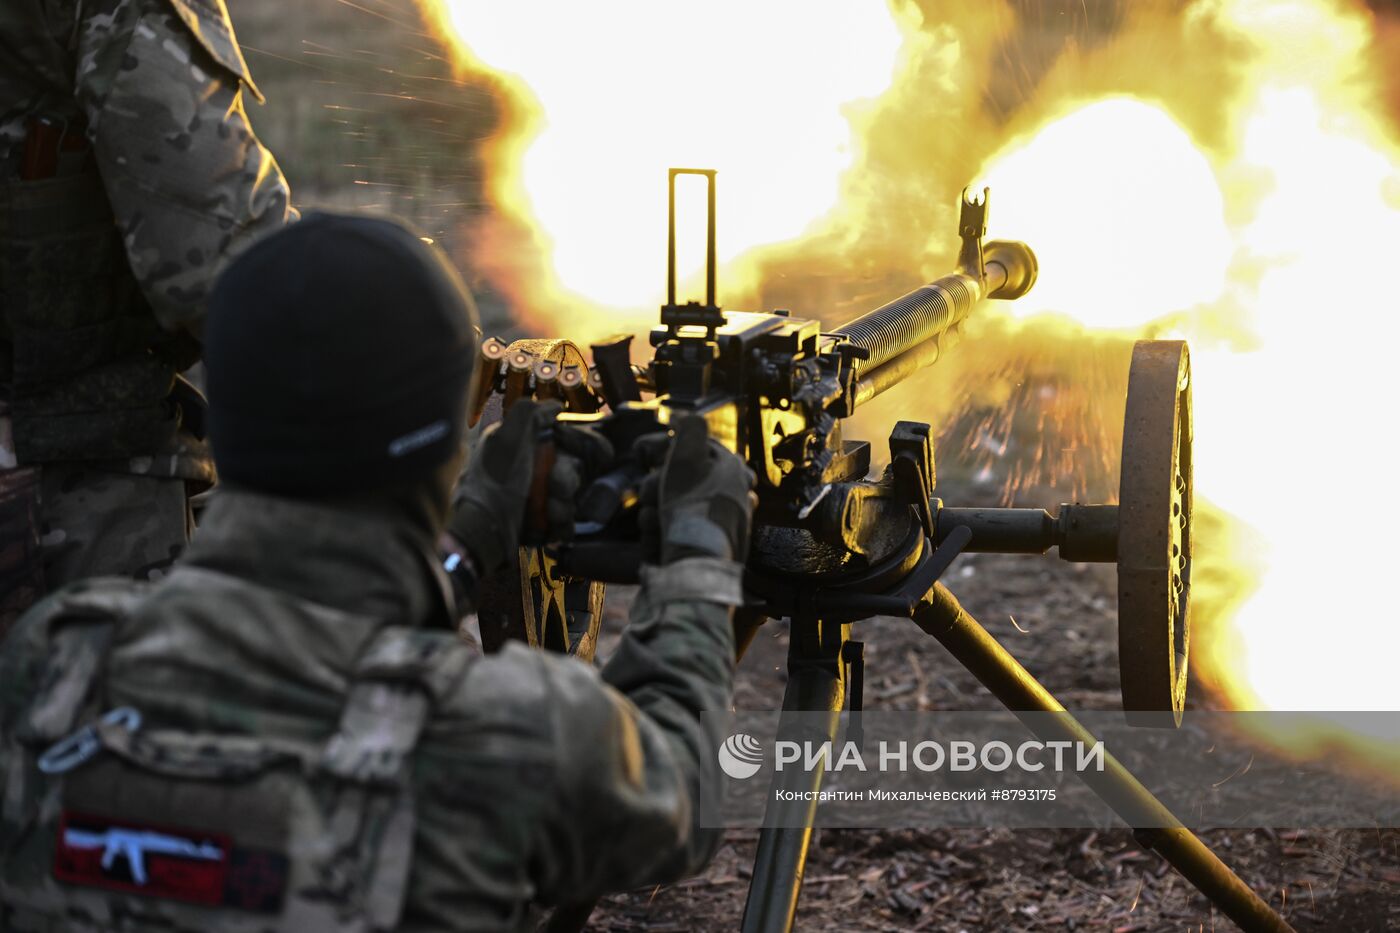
[839,239,1037,409]
[834,239,1038,372]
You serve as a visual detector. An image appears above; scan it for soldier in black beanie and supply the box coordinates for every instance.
[0,210,758,932]
[203,211,607,606]
[205,211,480,499]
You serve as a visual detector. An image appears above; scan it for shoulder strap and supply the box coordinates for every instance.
[314,626,479,929]
[15,579,146,746]
[320,626,478,786]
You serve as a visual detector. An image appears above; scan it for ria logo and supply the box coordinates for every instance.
[718,733,764,779]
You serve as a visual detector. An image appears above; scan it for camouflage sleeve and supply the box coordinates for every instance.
[0,598,54,746]
[584,557,744,880]
[538,555,741,896]
[0,607,42,832]
[412,557,738,924]
[0,581,135,793]
[74,0,295,334]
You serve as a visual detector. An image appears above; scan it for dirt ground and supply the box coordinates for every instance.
[589,546,1399,933]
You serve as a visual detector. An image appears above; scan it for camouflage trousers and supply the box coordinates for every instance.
[0,464,190,637]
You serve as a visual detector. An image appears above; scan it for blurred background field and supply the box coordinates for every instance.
[228,0,512,330]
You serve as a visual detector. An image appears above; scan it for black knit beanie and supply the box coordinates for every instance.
[205,212,479,497]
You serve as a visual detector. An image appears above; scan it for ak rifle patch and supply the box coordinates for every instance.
[53,811,288,912]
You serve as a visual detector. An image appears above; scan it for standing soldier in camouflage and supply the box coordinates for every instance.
[0,213,756,930]
[0,0,295,631]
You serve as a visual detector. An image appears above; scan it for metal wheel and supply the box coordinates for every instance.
[1118,340,1192,727]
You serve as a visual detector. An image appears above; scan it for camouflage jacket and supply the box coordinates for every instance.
[0,0,293,333]
[0,0,293,477]
[0,489,740,931]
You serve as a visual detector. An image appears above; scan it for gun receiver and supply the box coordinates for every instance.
[546,184,1036,576]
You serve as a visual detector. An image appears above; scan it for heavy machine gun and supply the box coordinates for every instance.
[467,171,1289,933]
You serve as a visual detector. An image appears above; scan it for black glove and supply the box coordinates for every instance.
[448,399,613,574]
[545,418,615,545]
[636,416,756,565]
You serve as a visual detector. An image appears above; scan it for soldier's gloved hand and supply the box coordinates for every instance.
[546,417,615,545]
[448,399,612,574]
[636,416,757,565]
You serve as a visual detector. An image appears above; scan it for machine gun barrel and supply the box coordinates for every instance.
[837,239,1037,406]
